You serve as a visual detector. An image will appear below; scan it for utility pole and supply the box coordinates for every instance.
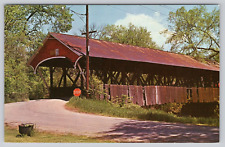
[86,5,90,98]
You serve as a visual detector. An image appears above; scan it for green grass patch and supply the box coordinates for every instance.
[4,125,114,143]
[66,97,219,127]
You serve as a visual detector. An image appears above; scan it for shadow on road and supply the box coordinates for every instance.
[99,120,219,143]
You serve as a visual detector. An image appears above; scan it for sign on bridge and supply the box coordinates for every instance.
[73,88,81,97]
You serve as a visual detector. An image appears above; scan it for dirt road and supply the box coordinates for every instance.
[4,99,219,142]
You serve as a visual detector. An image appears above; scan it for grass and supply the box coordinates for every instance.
[66,96,219,127]
[4,125,114,143]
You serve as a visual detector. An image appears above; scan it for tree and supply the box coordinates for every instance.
[163,6,219,62]
[79,23,104,39]
[93,23,160,49]
[4,5,74,102]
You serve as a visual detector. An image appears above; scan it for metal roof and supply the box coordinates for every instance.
[50,32,219,72]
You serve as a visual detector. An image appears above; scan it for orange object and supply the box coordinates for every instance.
[73,88,81,97]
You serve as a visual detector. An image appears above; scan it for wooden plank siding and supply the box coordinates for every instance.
[144,86,156,106]
[192,87,198,103]
[110,84,128,103]
[96,84,219,106]
[129,85,145,106]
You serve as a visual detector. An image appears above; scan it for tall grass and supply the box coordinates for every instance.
[66,97,219,127]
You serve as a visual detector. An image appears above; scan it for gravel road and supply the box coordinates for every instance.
[4,99,219,142]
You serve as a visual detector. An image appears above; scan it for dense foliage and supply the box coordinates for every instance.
[100,23,160,49]
[163,6,219,62]
[80,23,161,49]
[4,5,220,103]
[4,5,74,102]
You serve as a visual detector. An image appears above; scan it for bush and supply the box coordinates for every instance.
[180,102,219,118]
[4,60,30,103]
[214,100,219,118]
[151,103,183,115]
[5,92,29,103]
[66,97,219,126]
[28,67,49,100]
[150,101,219,118]
[28,80,46,100]
[88,75,105,99]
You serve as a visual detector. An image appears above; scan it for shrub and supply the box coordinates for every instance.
[151,103,183,115]
[88,75,106,99]
[66,97,219,126]
[214,100,219,118]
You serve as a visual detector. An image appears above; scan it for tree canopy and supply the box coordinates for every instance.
[82,23,160,49]
[100,23,160,49]
[5,5,74,55]
[4,5,74,102]
[163,6,219,62]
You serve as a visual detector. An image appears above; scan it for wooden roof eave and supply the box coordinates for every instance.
[27,33,84,74]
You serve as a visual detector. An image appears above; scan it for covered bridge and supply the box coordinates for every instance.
[28,32,219,105]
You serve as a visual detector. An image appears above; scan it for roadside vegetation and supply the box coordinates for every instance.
[4,5,219,104]
[4,125,114,143]
[66,96,219,127]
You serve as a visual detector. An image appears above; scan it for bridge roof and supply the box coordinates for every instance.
[49,32,219,72]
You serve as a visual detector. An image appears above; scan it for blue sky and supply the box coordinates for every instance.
[64,5,219,51]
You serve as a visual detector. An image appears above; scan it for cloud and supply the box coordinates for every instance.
[154,12,160,17]
[115,13,168,48]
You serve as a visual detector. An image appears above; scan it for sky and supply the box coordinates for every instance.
[57,5,219,51]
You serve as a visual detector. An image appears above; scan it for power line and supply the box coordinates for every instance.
[70,9,86,16]
[107,5,136,15]
[140,5,157,13]
[139,5,168,16]
[70,5,170,25]
[159,5,176,11]
[69,8,86,24]
[166,5,177,11]
[108,5,168,21]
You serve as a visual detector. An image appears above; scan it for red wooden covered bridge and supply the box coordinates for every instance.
[28,32,219,106]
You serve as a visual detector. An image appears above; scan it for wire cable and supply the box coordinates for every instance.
[107,5,136,15]
[160,5,176,11]
[139,5,168,16]
[70,9,86,16]
[69,8,86,24]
